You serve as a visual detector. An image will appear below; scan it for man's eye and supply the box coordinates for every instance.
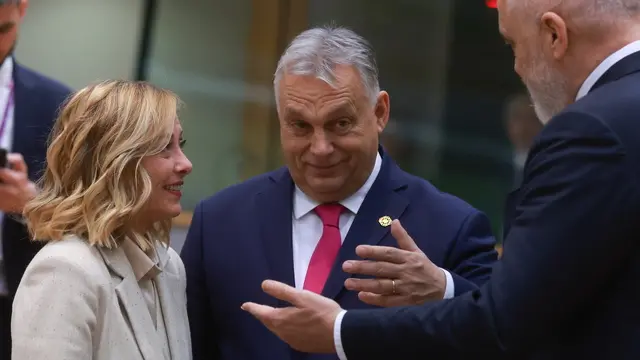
[334,119,352,133]
[292,121,309,129]
[337,119,350,128]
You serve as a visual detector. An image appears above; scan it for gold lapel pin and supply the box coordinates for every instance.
[378,215,392,227]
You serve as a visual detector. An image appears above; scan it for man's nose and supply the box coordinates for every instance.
[309,131,333,156]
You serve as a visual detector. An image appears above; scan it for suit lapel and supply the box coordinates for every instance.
[322,154,409,300]
[12,64,42,179]
[257,168,296,307]
[154,246,190,360]
[98,247,165,360]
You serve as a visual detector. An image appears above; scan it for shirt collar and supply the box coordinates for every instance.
[576,40,640,100]
[120,238,167,281]
[0,56,13,88]
[293,151,382,219]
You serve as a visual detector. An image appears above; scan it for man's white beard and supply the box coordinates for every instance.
[525,59,569,124]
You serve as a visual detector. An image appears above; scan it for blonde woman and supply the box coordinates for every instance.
[10,80,193,360]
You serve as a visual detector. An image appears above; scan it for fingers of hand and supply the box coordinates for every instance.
[354,245,408,264]
[241,302,277,321]
[357,292,405,308]
[0,185,19,213]
[390,219,420,252]
[344,278,398,295]
[6,153,27,173]
[0,184,16,197]
[342,259,401,278]
[241,303,301,337]
[0,168,23,186]
[0,171,35,213]
[261,280,304,306]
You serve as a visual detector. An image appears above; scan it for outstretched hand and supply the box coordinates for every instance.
[242,280,342,354]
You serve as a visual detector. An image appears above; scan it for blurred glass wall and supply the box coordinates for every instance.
[17,0,529,246]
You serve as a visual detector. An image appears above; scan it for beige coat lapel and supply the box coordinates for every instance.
[155,244,191,360]
[98,246,165,360]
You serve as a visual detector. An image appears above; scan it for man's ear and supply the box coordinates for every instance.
[540,11,568,60]
[374,91,390,133]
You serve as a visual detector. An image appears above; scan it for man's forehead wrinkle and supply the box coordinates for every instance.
[284,84,352,102]
[282,100,357,122]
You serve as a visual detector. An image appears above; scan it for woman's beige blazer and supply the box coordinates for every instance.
[11,236,192,360]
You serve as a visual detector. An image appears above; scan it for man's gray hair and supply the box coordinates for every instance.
[273,25,381,106]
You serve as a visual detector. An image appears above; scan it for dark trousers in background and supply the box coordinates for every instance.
[0,296,10,360]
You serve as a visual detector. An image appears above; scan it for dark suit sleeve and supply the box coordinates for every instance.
[444,211,498,296]
[180,203,220,359]
[339,112,637,359]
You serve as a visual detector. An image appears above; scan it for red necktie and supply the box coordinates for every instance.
[303,203,344,294]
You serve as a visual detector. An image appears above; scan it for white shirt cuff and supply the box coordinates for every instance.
[333,270,452,360]
[334,309,348,360]
[441,268,455,299]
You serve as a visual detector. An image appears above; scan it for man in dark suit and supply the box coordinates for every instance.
[242,0,640,358]
[181,26,498,360]
[0,1,72,357]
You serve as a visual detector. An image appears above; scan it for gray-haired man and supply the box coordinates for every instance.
[182,25,498,360]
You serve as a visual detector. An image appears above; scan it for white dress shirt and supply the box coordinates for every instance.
[0,56,15,296]
[292,152,380,288]
[295,152,453,360]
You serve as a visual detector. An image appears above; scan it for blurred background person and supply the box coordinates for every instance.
[0,0,71,357]
[11,80,192,360]
[503,93,542,187]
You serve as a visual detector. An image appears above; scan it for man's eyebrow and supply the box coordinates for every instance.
[325,105,355,118]
[283,107,306,119]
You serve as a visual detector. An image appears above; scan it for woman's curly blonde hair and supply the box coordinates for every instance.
[23,80,180,251]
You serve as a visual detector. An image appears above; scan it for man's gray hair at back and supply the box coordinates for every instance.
[273,25,381,107]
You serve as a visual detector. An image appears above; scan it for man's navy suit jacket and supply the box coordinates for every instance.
[181,151,499,360]
[2,62,71,297]
[338,53,640,359]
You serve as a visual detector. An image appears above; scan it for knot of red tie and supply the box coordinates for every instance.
[314,203,344,228]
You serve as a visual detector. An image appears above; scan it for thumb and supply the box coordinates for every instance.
[241,302,276,321]
[390,219,420,252]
